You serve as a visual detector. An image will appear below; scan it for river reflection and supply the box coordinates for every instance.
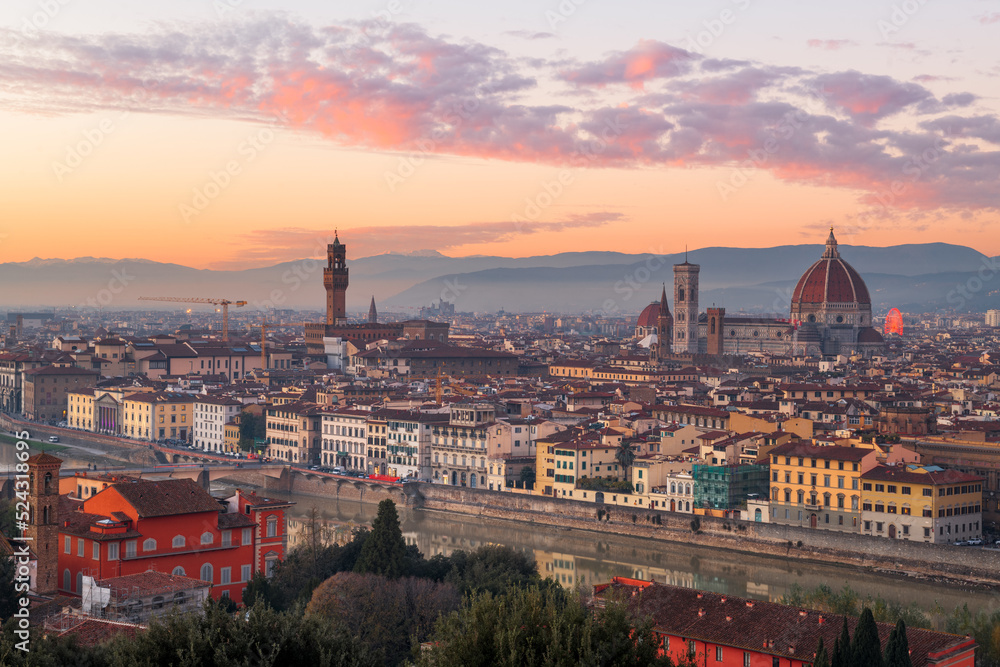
[212,483,1000,622]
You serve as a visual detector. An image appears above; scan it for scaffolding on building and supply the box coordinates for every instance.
[77,569,210,625]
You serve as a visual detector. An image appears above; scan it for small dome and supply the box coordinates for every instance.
[637,302,661,328]
[857,327,885,344]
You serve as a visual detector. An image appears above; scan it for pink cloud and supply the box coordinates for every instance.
[0,21,997,216]
[806,39,857,51]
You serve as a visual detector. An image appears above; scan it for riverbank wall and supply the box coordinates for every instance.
[414,483,1000,587]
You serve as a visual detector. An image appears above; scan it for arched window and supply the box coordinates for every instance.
[172,566,186,576]
[44,472,52,494]
[151,596,164,610]
[200,563,213,583]
[143,538,157,552]
[173,591,187,606]
[670,483,676,493]
[63,569,70,591]
[172,535,185,548]
[76,572,82,594]
[685,484,691,495]
[266,516,278,538]
[200,531,213,545]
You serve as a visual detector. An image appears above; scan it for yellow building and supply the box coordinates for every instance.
[122,391,195,442]
[767,441,879,532]
[550,436,624,501]
[224,417,241,453]
[859,465,983,544]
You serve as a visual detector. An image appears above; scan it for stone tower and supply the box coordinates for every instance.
[653,283,673,363]
[706,307,725,356]
[673,258,700,354]
[323,231,349,325]
[26,452,62,596]
[368,296,378,324]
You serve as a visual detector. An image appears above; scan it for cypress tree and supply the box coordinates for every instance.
[884,618,913,667]
[831,615,850,667]
[354,499,408,578]
[851,608,884,667]
[814,637,830,667]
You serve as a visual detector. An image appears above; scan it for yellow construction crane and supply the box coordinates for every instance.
[252,319,308,370]
[139,296,247,341]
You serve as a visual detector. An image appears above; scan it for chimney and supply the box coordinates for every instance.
[698,609,705,617]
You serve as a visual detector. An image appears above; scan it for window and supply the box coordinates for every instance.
[200,563,213,583]
[863,482,872,491]
[688,640,696,658]
[242,564,252,582]
[221,567,232,585]
[201,531,214,545]
[173,535,186,548]
[172,566,186,576]
[222,530,232,547]
[64,536,71,554]
[716,646,723,661]
[243,528,253,545]
[93,542,99,560]
[744,653,751,667]
[77,539,84,557]
[108,542,119,561]
[125,540,136,558]
[266,516,278,538]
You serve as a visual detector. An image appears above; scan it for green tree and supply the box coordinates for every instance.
[884,618,912,667]
[814,637,829,667]
[831,615,850,667]
[615,440,637,478]
[97,599,377,667]
[444,545,542,596]
[851,608,883,667]
[354,500,407,579]
[419,584,675,667]
[519,466,535,488]
[307,571,460,666]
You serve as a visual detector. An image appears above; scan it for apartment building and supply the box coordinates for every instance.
[265,401,323,465]
[193,396,243,452]
[321,409,369,470]
[768,441,879,531]
[121,392,195,442]
[859,464,983,544]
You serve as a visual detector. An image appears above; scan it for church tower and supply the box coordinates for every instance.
[26,452,62,596]
[653,283,673,363]
[323,232,349,325]
[673,257,700,354]
[368,296,378,324]
[706,307,725,356]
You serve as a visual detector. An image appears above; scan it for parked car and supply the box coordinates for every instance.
[967,538,983,546]
[48,436,60,443]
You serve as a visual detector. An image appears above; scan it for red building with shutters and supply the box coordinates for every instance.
[594,578,975,667]
[55,473,292,605]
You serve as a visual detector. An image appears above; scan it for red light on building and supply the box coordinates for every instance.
[884,308,904,336]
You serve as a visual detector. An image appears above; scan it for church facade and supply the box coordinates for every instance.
[635,229,885,358]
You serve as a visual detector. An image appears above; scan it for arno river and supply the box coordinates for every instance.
[212,482,1000,625]
[2,442,996,625]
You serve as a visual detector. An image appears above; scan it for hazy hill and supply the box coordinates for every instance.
[0,243,993,314]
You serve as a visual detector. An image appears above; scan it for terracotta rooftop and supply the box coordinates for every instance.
[596,578,974,667]
[108,479,223,518]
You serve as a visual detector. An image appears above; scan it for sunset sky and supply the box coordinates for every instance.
[1,0,998,268]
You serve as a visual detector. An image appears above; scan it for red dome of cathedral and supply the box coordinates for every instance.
[791,229,871,305]
[637,302,661,328]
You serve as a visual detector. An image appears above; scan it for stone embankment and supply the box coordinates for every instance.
[414,484,1000,588]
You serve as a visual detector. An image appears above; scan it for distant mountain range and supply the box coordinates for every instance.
[1,243,996,315]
